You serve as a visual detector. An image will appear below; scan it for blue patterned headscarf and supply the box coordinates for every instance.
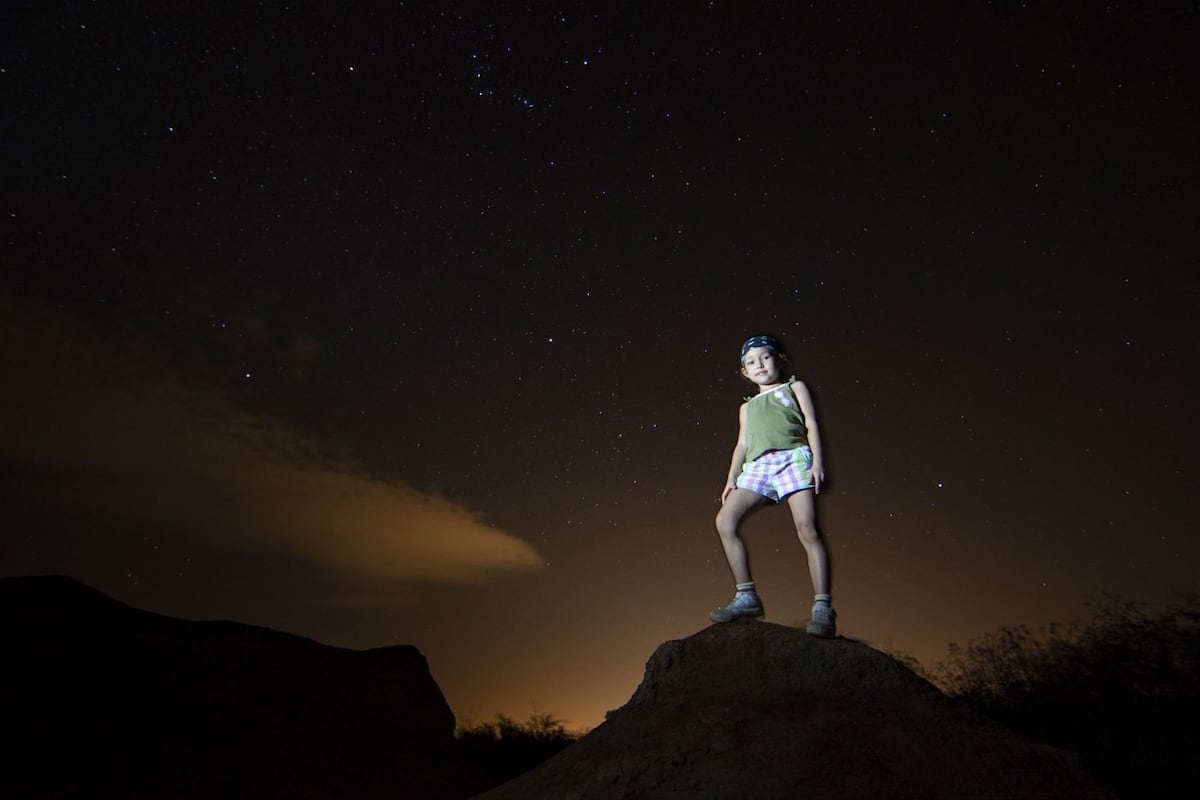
[739,335,779,362]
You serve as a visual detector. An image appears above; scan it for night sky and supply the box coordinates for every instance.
[3,2,1197,730]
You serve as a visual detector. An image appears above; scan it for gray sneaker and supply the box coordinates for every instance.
[710,592,765,623]
[806,603,837,637]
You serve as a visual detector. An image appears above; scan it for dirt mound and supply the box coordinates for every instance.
[476,620,1113,800]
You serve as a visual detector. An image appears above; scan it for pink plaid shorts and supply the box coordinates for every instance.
[736,446,814,503]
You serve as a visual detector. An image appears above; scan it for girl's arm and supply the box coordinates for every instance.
[721,403,749,503]
[791,380,827,494]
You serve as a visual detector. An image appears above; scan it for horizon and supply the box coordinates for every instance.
[6,570,1193,732]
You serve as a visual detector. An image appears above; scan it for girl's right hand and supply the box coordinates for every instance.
[721,484,736,504]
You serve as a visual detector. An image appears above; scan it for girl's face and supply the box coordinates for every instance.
[741,346,782,386]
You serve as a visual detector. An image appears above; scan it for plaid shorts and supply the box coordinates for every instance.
[736,446,814,503]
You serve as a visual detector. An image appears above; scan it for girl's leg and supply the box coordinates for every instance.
[715,488,767,584]
[786,489,831,596]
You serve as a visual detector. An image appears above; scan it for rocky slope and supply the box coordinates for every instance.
[476,620,1113,800]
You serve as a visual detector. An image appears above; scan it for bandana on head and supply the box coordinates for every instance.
[740,335,779,362]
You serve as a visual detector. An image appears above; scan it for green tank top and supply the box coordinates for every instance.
[744,380,809,463]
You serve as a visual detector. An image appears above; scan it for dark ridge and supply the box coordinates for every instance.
[0,575,486,799]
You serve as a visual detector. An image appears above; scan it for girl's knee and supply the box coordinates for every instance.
[795,522,821,545]
[715,520,735,541]
[715,511,740,541]
[715,506,733,528]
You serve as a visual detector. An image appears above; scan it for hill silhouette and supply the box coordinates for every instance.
[0,575,485,799]
[475,620,1113,800]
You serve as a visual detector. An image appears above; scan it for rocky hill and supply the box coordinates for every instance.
[475,620,1114,800]
[0,575,484,799]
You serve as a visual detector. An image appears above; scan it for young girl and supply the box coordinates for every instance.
[710,335,837,637]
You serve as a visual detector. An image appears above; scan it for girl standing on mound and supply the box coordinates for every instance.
[710,335,837,637]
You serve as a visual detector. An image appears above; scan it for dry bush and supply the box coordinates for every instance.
[933,594,1200,799]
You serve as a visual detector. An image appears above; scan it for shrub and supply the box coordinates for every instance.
[932,594,1200,799]
[456,712,582,788]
